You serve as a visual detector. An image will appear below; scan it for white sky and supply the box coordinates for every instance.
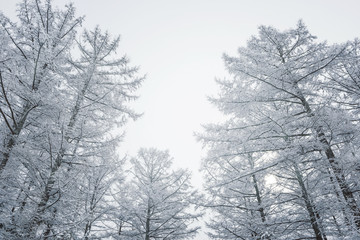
[2,1,360,239]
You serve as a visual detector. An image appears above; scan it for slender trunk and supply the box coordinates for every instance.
[0,102,35,176]
[0,55,48,176]
[327,168,351,228]
[293,163,327,240]
[251,174,266,223]
[0,136,15,175]
[252,174,271,240]
[84,222,91,240]
[145,199,151,240]
[9,179,32,234]
[67,66,95,131]
[332,215,343,236]
[248,155,266,223]
[118,221,123,236]
[248,155,269,239]
[318,133,360,228]
[26,67,94,235]
[43,225,51,240]
[295,85,360,229]
[26,149,64,237]
[84,187,98,239]
[43,208,56,240]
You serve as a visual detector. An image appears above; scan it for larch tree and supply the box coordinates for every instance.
[0,0,82,177]
[0,0,143,239]
[0,0,82,237]
[201,151,273,239]
[114,148,202,240]
[23,26,143,238]
[198,21,360,239]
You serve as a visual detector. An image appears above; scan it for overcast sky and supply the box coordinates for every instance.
[2,1,360,238]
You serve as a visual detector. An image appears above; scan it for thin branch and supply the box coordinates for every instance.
[3,26,28,60]
[0,71,17,128]
[0,107,14,134]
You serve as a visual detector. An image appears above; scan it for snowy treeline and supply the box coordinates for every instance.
[0,1,200,239]
[2,1,360,240]
[198,21,360,239]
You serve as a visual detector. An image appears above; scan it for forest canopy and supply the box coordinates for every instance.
[1,1,360,240]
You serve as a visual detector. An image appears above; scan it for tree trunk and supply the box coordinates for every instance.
[248,155,270,239]
[84,221,91,240]
[293,163,327,240]
[145,199,151,240]
[0,102,35,176]
[295,84,360,229]
[26,69,93,236]
[26,149,64,237]
[252,174,266,223]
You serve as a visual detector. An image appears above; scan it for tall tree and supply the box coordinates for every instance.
[23,26,143,238]
[198,21,360,239]
[0,0,82,177]
[0,0,82,237]
[0,1,143,239]
[114,148,202,240]
[201,151,273,239]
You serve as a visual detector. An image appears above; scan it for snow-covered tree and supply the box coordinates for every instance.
[198,21,360,239]
[0,1,143,239]
[201,152,273,239]
[115,148,202,240]
[0,0,82,237]
[22,26,142,238]
[0,0,82,177]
